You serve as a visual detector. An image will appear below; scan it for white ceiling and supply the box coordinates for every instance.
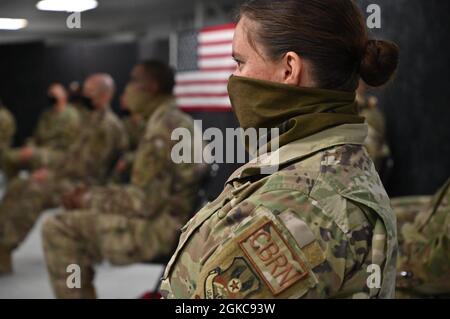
[0,0,239,43]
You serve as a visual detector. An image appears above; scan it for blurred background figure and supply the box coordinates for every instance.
[68,81,91,123]
[0,73,128,276]
[0,99,16,198]
[109,85,149,184]
[0,99,16,157]
[356,80,393,183]
[42,61,209,299]
[393,177,450,298]
[2,83,80,178]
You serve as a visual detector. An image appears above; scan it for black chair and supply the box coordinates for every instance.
[140,163,220,297]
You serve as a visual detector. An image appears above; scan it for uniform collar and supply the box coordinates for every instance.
[226,123,368,184]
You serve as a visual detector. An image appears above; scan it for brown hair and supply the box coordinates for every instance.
[238,0,399,91]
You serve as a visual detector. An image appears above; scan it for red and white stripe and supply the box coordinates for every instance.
[176,23,236,112]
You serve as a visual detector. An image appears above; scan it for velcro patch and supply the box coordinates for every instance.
[239,220,309,295]
[196,213,318,299]
[204,257,261,299]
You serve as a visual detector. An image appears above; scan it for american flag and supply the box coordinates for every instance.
[175,23,236,112]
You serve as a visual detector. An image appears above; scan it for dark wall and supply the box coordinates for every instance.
[0,41,139,146]
[44,42,139,116]
[357,0,450,196]
[0,42,47,145]
[189,111,241,200]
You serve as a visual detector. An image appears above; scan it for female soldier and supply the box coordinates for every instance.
[161,0,399,299]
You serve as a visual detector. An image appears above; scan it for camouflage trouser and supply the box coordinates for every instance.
[0,175,75,255]
[1,147,62,179]
[0,178,50,253]
[42,208,182,299]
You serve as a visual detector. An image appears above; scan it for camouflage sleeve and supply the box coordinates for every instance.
[32,111,47,146]
[82,184,146,217]
[37,110,81,168]
[58,114,128,182]
[189,196,375,299]
[56,109,82,150]
[34,148,67,170]
[130,114,176,216]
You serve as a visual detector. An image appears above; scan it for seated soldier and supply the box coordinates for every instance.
[41,61,209,299]
[392,177,450,298]
[0,74,128,275]
[2,84,80,178]
[356,80,391,177]
[109,90,148,184]
[0,99,16,166]
[68,81,92,124]
[0,100,16,194]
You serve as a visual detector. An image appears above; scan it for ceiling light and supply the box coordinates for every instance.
[36,0,98,13]
[0,18,28,30]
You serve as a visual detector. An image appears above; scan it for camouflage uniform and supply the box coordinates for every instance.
[123,115,147,152]
[3,105,81,176]
[161,124,397,299]
[42,98,209,299]
[69,102,91,125]
[0,108,128,273]
[393,178,450,298]
[357,95,390,172]
[109,114,147,184]
[0,106,16,163]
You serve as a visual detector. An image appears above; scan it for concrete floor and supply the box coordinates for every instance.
[0,195,164,299]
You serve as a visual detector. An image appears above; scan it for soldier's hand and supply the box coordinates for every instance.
[19,146,34,163]
[62,185,89,210]
[31,168,49,183]
[114,159,128,173]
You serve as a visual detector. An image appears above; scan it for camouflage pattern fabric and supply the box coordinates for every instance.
[357,95,390,172]
[42,98,209,299]
[30,105,81,168]
[54,108,128,182]
[0,108,128,272]
[69,102,91,124]
[123,115,147,153]
[394,178,450,298]
[161,124,397,299]
[3,105,81,176]
[109,114,147,184]
[391,196,431,241]
[0,107,16,167]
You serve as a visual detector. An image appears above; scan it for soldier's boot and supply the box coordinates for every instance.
[0,246,12,275]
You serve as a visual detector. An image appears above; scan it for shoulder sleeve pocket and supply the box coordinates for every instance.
[195,208,320,299]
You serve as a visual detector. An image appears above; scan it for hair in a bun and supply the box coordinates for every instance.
[239,0,400,91]
[360,40,400,87]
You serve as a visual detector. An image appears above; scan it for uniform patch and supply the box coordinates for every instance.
[239,220,309,295]
[204,257,261,299]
